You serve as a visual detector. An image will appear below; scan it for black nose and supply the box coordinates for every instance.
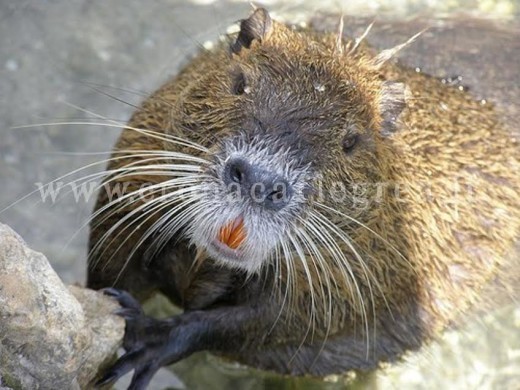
[223,157,292,210]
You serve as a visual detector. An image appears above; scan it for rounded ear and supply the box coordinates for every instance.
[231,8,272,54]
[380,81,408,136]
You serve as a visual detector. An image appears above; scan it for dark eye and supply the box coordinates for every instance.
[342,134,358,154]
[232,72,247,95]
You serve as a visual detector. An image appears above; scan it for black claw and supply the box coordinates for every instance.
[95,371,118,388]
[101,288,144,313]
[99,349,145,387]
[128,363,159,390]
[114,307,142,319]
[101,287,123,297]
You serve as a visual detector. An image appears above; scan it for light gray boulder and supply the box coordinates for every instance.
[0,223,124,389]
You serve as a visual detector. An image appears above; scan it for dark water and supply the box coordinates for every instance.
[0,1,519,389]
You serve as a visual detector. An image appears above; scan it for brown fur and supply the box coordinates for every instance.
[89,8,520,378]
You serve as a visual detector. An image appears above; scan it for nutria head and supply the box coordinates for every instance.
[165,8,407,273]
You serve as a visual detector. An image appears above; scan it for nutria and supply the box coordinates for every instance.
[88,8,520,389]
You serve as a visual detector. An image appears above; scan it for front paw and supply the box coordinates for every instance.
[96,288,180,390]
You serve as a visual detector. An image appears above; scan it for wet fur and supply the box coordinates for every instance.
[88,8,520,385]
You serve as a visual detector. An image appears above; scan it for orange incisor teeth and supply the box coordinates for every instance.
[218,217,246,249]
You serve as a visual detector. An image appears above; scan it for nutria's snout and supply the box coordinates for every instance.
[223,156,293,210]
[188,136,313,273]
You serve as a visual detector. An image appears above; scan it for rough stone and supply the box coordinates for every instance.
[0,223,124,389]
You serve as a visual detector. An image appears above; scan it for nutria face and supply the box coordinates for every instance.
[170,10,405,273]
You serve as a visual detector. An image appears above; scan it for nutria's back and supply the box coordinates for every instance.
[88,8,520,387]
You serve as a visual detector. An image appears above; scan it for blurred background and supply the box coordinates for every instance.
[0,1,519,389]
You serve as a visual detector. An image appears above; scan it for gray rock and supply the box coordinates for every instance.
[0,223,124,389]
